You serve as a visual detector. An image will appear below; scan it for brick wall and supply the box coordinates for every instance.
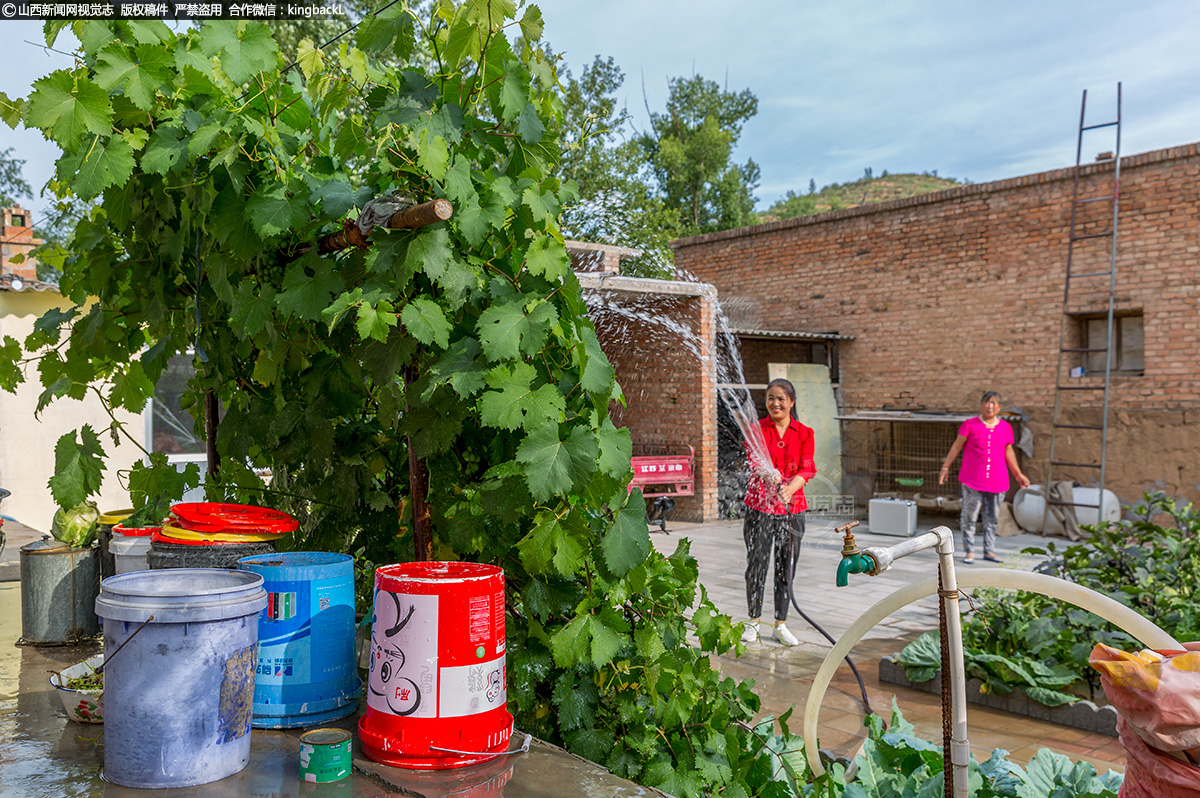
[674,143,1200,506]
[583,276,719,521]
[1,206,41,280]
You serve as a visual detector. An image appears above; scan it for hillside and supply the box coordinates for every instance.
[760,171,966,223]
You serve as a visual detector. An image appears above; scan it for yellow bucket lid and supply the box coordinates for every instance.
[158,521,286,544]
[98,509,136,524]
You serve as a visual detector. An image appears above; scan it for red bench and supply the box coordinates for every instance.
[628,446,694,533]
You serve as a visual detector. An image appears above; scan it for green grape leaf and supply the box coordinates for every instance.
[246,181,304,237]
[478,362,564,431]
[0,91,26,128]
[578,326,615,395]
[0,335,23,391]
[313,181,374,220]
[108,361,156,413]
[355,299,398,343]
[589,610,628,667]
[230,282,275,339]
[498,60,527,123]
[549,613,591,668]
[198,21,278,85]
[355,2,415,59]
[48,426,106,509]
[404,227,453,282]
[58,135,135,200]
[400,298,450,348]
[140,125,187,175]
[522,184,558,225]
[550,516,587,577]
[26,70,113,148]
[430,337,488,397]
[602,495,650,577]
[276,257,343,321]
[517,515,557,575]
[94,43,172,111]
[416,131,450,181]
[518,4,544,40]
[516,424,598,502]
[443,157,474,206]
[516,101,545,144]
[477,300,555,362]
[523,235,568,280]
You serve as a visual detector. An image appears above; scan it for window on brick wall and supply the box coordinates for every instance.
[1079,312,1144,375]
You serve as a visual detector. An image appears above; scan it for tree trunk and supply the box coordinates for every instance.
[205,390,219,480]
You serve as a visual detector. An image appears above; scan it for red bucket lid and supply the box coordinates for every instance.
[113,523,160,537]
[169,502,298,535]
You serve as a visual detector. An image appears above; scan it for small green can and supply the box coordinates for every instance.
[299,727,353,783]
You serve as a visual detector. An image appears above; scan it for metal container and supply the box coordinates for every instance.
[19,535,101,645]
[96,508,134,580]
[299,727,353,783]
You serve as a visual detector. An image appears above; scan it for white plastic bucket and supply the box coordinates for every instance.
[110,535,151,574]
[95,569,267,788]
[1012,485,1121,534]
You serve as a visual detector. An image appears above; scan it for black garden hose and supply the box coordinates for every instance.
[785,510,877,720]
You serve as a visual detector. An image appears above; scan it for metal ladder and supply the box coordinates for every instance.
[1042,84,1122,534]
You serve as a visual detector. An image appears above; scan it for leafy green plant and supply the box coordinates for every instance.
[897,630,1081,707]
[809,699,1121,798]
[899,491,1200,707]
[0,11,824,797]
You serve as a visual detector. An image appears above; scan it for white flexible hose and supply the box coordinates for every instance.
[803,567,1182,778]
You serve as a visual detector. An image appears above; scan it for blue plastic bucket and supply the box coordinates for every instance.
[95,568,266,789]
[237,552,361,728]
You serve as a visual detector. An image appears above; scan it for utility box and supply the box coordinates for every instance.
[869,498,918,537]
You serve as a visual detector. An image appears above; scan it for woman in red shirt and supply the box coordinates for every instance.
[741,378,817,646]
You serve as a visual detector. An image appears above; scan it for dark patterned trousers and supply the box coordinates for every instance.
[743,508,806,621]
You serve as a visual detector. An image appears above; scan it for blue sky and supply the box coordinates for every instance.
[5,1,1200,226]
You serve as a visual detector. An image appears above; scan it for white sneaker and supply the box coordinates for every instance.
[740,622,760,643]
[774,622,799,646]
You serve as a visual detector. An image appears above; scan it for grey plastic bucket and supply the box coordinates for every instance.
[95,569,267,789]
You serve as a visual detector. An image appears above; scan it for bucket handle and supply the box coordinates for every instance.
[428,733,532,759]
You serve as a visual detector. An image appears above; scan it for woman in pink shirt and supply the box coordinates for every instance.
[938,391,1030,563]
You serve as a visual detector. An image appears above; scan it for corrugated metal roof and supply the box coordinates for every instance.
[728,327,855,341]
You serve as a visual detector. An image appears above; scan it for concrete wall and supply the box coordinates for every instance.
[0,291,147,531]
[674,143,1200,508]
[581,275,719,522]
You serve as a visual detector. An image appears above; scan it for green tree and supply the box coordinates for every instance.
[640,74,759,235]
[0,147,34,206]
[1,11,809,797]
[557,56,679,278]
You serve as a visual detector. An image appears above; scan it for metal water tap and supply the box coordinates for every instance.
[835,521,874,587]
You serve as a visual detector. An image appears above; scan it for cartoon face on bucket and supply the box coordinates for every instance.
[368,590,439,718]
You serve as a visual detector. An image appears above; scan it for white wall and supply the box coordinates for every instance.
[0,291,147,532]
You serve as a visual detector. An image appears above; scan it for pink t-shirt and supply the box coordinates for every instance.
[956,417,1015,494]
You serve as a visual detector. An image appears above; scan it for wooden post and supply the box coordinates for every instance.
[312,199,454,256]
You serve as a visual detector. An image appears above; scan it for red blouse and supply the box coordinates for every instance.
[743,416,817,515]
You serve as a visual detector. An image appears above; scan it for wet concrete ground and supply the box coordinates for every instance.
[0,513,1125,796]
[657,515,1127,773]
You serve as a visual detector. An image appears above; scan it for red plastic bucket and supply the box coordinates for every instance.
[358,562,511,769]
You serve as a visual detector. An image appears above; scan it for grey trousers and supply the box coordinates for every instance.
[960,486,1005,557]
[743,509,806,621]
